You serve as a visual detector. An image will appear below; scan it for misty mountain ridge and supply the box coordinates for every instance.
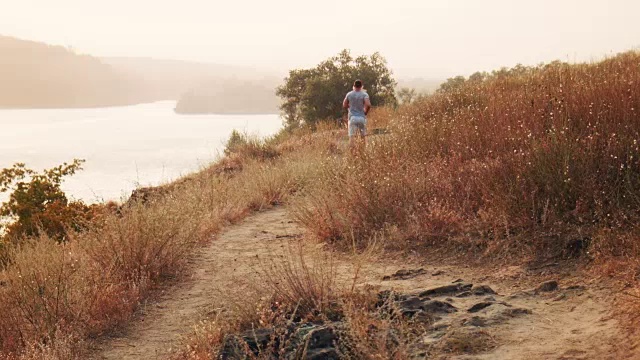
[0,35,281,111]
[0,35,444,113]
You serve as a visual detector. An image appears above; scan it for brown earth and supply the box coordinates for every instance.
[90,207,632,359]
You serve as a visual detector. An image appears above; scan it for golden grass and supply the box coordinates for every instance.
[3,50,640,358]
[297,51,640,260]
[0,128,341,358]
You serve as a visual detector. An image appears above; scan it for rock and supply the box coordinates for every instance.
[480,304,532,326]
[452,278,464,283]
[422,300,458,314]
[419,283,472,298]
[128,186,169,205]
[218,335,249,359]
[383,268,428,281]
[455,291,472,298]
[288,324,340,360]
[432,270,445,276]
[468,302,494,313]
[218,328,274,359]
[535,280,559,293]
[398,296,426,311]
[471,285,497,295]
[466,316,488,327]
[305,348,340,359]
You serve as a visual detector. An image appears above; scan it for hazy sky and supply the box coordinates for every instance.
[2,0,638,78]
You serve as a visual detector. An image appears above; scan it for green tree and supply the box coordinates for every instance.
[0,159,91,242]
[276,50,397,128]
[437,75,467,93]
[397,87,417,104]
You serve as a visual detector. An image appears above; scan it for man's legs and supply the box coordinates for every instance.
[348,121,366,154]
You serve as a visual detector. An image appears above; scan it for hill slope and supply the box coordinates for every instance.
[0,36,152,108]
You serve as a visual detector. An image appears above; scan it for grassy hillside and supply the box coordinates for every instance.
[1,51,639,358]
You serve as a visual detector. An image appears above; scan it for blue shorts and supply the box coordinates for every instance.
[348,116,366,137]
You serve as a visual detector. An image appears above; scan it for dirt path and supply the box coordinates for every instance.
[92,209,302,359]
[92,207,626,359]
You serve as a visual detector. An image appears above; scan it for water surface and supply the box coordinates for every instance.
[0,101,282,202]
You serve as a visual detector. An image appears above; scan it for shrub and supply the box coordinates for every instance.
[0,160,93,243]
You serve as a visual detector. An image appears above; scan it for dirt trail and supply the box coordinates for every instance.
[92,208,625,359]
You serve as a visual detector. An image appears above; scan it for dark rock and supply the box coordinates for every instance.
[455,291,472,298]
[471,285,497,295]
[419,283,472,297]
[466,316,488,327]
[382,268,428,281]
[535,280,559,293]
[306,348,340,359]
[480,305,532,326]
[468,302,494,313]
[422,300,457,314]
[218,328,274,359]
[218,335,249,359]
[128,186,169,205]
[398,296,425,311]
[503,308,532,316]
[287,323,340,360]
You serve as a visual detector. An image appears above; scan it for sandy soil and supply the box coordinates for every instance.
[90,207,630,359]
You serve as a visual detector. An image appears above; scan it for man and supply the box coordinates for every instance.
[343,79,371,147]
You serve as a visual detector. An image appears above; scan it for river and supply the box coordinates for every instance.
[0,101,282,203]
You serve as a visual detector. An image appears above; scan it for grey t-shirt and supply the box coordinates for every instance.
[345,90,369,118]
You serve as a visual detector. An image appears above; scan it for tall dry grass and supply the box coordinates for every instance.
[296,51,640,259]
[0,128,342,358]
[179,239,415,360]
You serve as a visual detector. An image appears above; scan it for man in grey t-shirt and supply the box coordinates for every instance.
[343,79,371,146]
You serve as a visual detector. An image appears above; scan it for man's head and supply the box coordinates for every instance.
[353,79,363,90]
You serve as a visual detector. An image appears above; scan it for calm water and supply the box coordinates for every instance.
[0,101,282,203]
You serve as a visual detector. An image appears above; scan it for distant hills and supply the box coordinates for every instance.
[0,35,149,108]
[0,35,443,113]
[0,36,281,111]
[174,78,280,114]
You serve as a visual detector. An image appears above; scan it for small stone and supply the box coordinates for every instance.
[382,268,428,281]
[535,280,559,293]
[432,270,445,276]
[419,283,472,297]
[422,300,457,314]
[467,316,488,327]
[472,285,497,295]
[468,302,494,313]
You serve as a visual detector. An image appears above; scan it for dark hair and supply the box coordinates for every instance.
[354,80,363,88]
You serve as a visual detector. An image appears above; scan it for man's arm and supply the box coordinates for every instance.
[364,96,371,115]
[343,96,349,109]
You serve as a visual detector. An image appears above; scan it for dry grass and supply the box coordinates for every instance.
[177,239,416,360]
[296,51,640,261]
[0,128,341,358]
[3,50,640,358]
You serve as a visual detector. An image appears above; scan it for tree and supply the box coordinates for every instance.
[397,87,417,104]
[276,50,397,128]
[0,159,92,242]
[437,75,467,93]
